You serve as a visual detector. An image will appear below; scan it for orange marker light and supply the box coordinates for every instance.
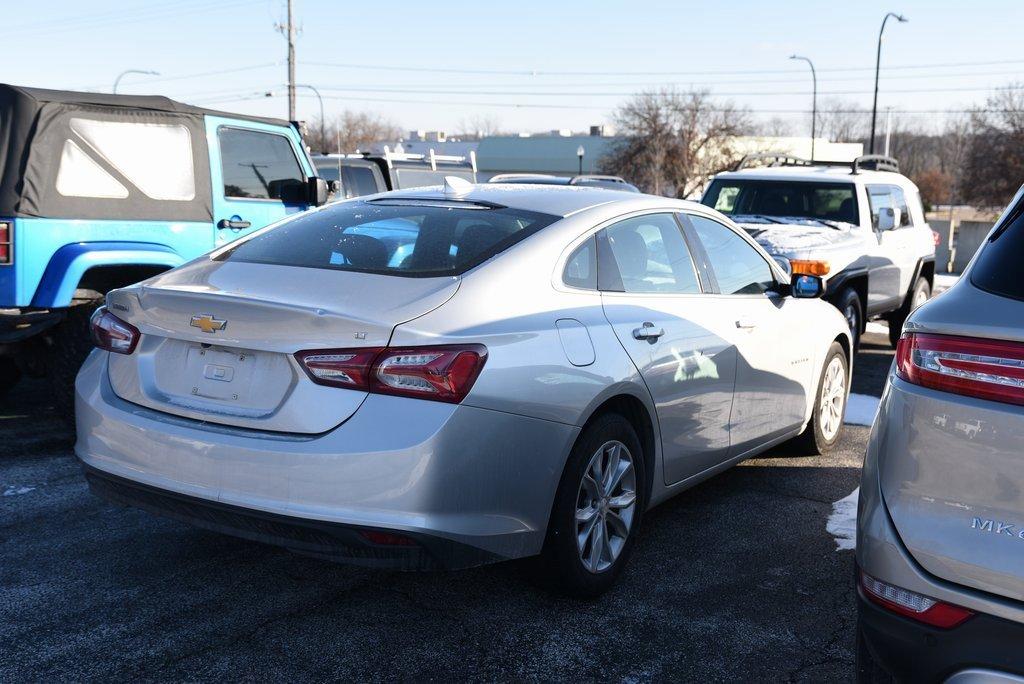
[789,259,830,276]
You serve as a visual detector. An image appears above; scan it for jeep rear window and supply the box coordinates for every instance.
[971,200,1024,301]
[702,179,858,224]
[217,200,559,277]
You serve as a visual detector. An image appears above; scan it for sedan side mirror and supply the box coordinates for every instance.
[791,273,825,299]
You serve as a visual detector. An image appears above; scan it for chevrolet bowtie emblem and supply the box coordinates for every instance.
[190,314,227,334]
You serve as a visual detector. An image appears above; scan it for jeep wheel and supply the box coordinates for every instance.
[887,277,931,348]
[838,288,862,352]
[49,299,102,425]
[0,358,21,398]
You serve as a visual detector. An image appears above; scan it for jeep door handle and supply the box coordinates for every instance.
[735,317,758,330]
[217,218,251,230]
[632,322,665,340]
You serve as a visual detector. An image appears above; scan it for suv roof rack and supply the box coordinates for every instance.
[851,154,899,174]
[732,152,900,175]
[733,153,813,171]
[380,146,478,173]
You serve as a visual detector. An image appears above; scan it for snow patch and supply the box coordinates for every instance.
[845,393,880,426]
[828,487,859,551]
[934,273,959,293]
[865,321,888,336]
[3,485,36,496]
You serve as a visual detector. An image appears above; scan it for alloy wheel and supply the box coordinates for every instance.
[575,440,637,573]
[819,356,846,441]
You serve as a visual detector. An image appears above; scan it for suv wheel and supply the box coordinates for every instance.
[793,342,848,455]
[856,620,894,683]
[539,412,645,598]
[838,288,862,352]
[887,277,931,348]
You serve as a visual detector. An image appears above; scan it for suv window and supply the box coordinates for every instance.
[563,237,597,289]
[971,201,1024,301]
[219,200,559,277]
[867,185,913,229]
[219,128,305,201]
[688,214,775,295]
[702,179,858,224]
[600,214,700,294]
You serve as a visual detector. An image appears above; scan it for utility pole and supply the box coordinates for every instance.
[789,55,816,162]
[287,0,296,122]
[276,0,297,121]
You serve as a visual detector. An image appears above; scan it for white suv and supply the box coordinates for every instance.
[701,154,936,349]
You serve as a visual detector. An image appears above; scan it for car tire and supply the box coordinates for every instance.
[0,358,21,397]
[49,299,101,425]
[887,277,931,348]
[837,288,862,353]
[855,619,894,683]
[538,412,645,599]
[793,342,848,455]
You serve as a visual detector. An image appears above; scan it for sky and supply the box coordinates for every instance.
[5,0,1024,138]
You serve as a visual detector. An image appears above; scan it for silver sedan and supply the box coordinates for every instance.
[77,181,851,596]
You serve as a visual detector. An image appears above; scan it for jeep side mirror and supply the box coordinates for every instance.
[307,177,329,206]
[791,273,825,299]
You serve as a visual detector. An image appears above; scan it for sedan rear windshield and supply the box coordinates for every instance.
[217,200,559,277]
[702,179,858,225]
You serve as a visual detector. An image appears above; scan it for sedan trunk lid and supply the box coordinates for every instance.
[105,259,458,433]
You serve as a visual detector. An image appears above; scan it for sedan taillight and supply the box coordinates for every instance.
[296,344,487,404]
[89,307,140,355]
[896,332,1024,406]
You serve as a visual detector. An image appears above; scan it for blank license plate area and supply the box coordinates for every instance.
[151,341,294,414]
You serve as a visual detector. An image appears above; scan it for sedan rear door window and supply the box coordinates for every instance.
[688,214,775,295]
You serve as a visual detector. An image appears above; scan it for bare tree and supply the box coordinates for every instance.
[754,116,794,138]
[962,86,1024,207]
[455,114,505,140]
[816,98,869,143]
[305,111,401,154]
[600,90,751,198]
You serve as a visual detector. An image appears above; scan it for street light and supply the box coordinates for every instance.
[112,69,159,93]
[577,145,585,175]
[869,12,908,154]
[789,55,817,163]
[266,84,326,152]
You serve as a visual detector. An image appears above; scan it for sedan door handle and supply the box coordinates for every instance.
[735,317,758,330]
[217,218,251,230]
[632,322,665,340]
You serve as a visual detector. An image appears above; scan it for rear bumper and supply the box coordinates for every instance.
[75,350,580,569]
[83,463,496,570]
[857,588,1024,682]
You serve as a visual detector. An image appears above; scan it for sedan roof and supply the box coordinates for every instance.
[372,182,676,217]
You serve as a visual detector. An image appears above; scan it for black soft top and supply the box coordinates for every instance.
[0,84,294,221]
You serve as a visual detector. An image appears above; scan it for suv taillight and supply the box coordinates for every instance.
[89,307,140,355]
[296,344,487,403]
[896,333,1024,407]
[0,221,11,265]
[859,571,973,628]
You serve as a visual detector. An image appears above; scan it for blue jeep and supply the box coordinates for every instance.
[0,85,327,412]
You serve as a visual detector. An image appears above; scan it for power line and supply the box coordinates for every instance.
[9,0,261,36]
[302,57,1024,78]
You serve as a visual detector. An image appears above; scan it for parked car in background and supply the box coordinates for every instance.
[77,181,850,597]
[856,185,1024,681]
[0,84,327,411]
[489,173,640,192]
[702,154,936,350]
[313,147,477,200]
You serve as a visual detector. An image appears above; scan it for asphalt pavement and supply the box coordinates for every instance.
[0,330,895,682]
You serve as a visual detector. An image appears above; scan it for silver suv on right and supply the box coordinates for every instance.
[856,186,1024,681]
